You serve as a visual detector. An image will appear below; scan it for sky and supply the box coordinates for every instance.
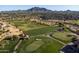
[0,5,79,11]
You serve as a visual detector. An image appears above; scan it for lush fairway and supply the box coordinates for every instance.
[2,19,75,53]
[26,26,58,36]
[6,20,47,31]
[25,40,44,52]
[53,31,74,43]
[17,36,64,53]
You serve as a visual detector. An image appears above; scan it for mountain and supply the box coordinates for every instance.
[0,7,52,13]
[1,7,79,20]
[27,7,52,13]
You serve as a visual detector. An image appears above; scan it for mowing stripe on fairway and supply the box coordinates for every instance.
[31,34,66,45]
[25,40,44,52]
[47,35,66,45]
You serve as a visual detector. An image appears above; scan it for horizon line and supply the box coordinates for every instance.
[0,5,79,11]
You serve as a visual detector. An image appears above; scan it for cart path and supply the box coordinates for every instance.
[30,34,66,45]
[13,40,22,53]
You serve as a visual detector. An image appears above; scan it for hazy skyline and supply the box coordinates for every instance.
[0,5,79,11]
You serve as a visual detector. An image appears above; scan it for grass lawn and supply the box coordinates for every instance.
[33,36,64,53]
[17,36,64,53]
[25,40,44,52]
[26,26,58,36]
[0,39,19,52]
[18,22,47,31]
[53,31,74,43]
[70,20,79,25]
[2,19,74,53]
[6,20,47,31]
